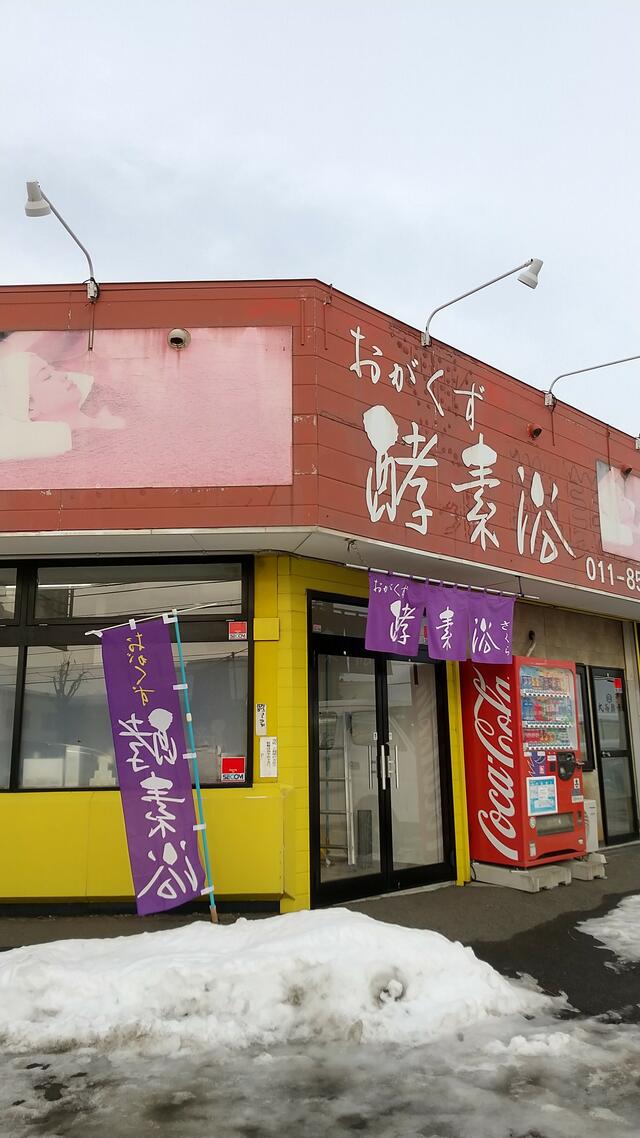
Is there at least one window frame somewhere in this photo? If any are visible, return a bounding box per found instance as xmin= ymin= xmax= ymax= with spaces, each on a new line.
xmin=575 ymin=663 xmax=596 ymax=773
xmin=0 ymin=556 xmax=254 ymax=792
xmin=0 ymin=566 xmax=19 ymax=628
xmin=30 ymin=560 xmax=245 ymax=625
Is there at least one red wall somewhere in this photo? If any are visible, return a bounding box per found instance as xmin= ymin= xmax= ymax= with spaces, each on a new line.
xmin=0 ymin=278 xmax=637 ymax=603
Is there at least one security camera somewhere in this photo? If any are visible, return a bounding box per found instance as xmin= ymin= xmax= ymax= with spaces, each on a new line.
xmin=622 ymin=466 xmax=633 ymax=479
xmin=528 ymin=424 xmax=543 ymax=440
xmin=167 ymin=328 xmax=191 ymax=350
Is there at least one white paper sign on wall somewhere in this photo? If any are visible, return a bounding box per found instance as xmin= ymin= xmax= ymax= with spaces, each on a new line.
xmin=255 ymin=702 xmax=267 ymax=736
xmin=260 ymin=736 xmax=278 ymax=778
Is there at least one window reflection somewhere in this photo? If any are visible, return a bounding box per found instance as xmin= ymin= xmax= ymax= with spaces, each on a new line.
xmin=20 ymin=645 xmax=115 ymax=789
xmin=0 ymin=570 xmax=16 ymax=621
xmin=0 ymin=647 xmax=18 ymax=788
xmin=36 ymin=563 xmax=242 ymax=620
xmin=18 ymin=642 xmax=248 ymax=789
xmin=178 ymin=644 xmax=248 ymax=785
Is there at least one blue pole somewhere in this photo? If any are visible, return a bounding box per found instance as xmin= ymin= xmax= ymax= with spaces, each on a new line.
xmin=172 ymin=609 xmax=218 ymax=923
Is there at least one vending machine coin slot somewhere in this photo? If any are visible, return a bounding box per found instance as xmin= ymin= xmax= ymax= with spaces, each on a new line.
xmin=556 ymin=750 xmax=577 ymax=781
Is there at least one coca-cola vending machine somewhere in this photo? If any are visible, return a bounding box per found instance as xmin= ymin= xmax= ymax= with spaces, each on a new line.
xmin=461 ymin=658 xmax=586 ymax=868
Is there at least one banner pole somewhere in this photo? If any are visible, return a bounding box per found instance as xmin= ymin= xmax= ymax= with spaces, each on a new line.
xmin=172 ymin=608 xmax=218 ymax=924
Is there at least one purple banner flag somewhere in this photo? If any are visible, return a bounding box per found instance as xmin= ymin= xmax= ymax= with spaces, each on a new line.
xmin=468 ymin=592 xmax=515 ymax=664
xmin=424 ymin=584 xmax=469 ymax=661
xmin=365 ymin=572 xmax=425 ymax=656
xmin=101 ymin=618 xmax=206 ymax=916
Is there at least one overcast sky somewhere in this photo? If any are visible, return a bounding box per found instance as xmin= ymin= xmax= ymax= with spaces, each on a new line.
xmin=1 ymin=1 xmax=638 ymax=432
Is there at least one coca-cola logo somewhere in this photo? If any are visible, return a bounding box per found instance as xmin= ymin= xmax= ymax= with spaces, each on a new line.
xmin=472 ymin=668 xmax=518 ymax=861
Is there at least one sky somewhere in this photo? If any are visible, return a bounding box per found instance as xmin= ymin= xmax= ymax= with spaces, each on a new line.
xmin=1 ymin=0 xmax=638 ymax=432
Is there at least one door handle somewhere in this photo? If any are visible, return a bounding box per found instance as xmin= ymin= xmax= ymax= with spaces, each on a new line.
xmin=386 ymin=745 xmax=399 ymax=789
xmin=379 ymin=744 xmax=387 ymax=790
xmin=367 ymin=744 xmax=374 ymax=790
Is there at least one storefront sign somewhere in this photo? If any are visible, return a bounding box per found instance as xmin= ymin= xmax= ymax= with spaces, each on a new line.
xmin=468 ymin=593 xmax=514 ymax=663
xmin=365 ymin=572 xmax=424 ymax=655
xmin=365 ymin=572 xmax=514 ymax=663
xmin=338 ymin=309 xmax=639 ymax=606
xmin=527 ymin=776 xmax=558 ymax=816
xmin=0 ymin=327 xmax=292 ymax=490
xmin=259 ymin=736 xmax=278 ymax=778
xmin=221 ymin=755 xmax=246 ymax=783
xmin=101 ymin=618 xmax=205 ymax=916
xmin=423 ymin=583 xmax=468 ymax=660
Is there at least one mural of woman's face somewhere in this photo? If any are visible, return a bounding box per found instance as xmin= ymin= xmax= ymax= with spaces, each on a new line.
xmin=28 ymin=359 xmax=83 ymax=420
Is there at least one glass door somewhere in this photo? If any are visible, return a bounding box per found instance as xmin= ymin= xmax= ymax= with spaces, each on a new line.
xmin=385 ymin=661 xmax=445 ymax=874
xmin=315 ymin=651 xmax=385 ymax=897
xmin=311 ymin=632 xmax=454 ymax=905
xmin=590 ymin=668 xmax=639 ymax=843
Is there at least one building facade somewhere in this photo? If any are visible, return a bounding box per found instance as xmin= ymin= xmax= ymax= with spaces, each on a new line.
xmin=0 ymin=279 xmax=637 ymax=912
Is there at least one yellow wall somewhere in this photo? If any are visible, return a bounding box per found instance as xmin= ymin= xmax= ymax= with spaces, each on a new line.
xmin=0 ymin=555 xmax=469 ymax=907
xmin=446 ymin=662 xmax=471 ymax=885
xmin=253 ymin=555 xmax=470 ymax=905
xmin=253 ymin=554 xmax=370 ymax=911
xmin=0 ymin=786 xmax=286 ymax=901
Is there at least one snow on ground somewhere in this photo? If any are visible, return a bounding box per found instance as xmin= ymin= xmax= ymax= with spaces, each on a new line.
xmin=3 ymin=1016 xmax=640 ymax=1137
xmin=0 ymin=909 xmax=550 ymax=1055
xmin=2 ymin=909 xmax=640 ymax=1136
xmin=579 ymin=894 xmax=640 ymax=963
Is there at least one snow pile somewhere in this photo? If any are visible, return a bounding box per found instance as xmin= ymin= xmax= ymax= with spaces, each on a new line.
xmin=579 ymin=894 xmax=640 ymax=962
xmin=0 ymin=909 xmax=548 ymax=1054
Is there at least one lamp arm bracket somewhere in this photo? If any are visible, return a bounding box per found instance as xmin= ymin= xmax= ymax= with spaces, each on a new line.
xmin=422 ymin=260 xmax=532 ymax=346
xmin=41 ymin=191 xmax=96 ymax=286
xmin=546 ymin=354 xmax=640 ymax=403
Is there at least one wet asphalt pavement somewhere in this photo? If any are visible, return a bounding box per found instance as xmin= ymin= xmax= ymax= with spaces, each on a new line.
xmin=347 ymin=844 xmax=640 ymax=1020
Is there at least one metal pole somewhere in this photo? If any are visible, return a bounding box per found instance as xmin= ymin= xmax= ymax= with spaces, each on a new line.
xmin=422 ymin=260 xmax=533 ymax=346
xmin=545 ymin=354 xmax=640 ymax=406
xmin=172 ymin=608 xmax=218 ymax=923
xmin=40 ymin=190 xmax=96 ymax=283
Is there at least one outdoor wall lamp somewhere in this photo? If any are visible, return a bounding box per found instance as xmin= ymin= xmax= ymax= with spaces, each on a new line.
xmin=544 ymin=354 xmax=640 ymax=411
xmin=421 ymin=258 xmax=543 ymax=347
xmin=25 ymin=180 xmax=99 ymax=302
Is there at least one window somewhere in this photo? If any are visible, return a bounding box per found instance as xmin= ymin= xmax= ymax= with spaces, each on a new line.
xmin=0 ymin=569 xmax=17 ymax=622
xmin=311 ymin=597 xmax=367 ymax=639
xmin=0 ymin=559 xmax=252 ymax=791
xmin=35 ymin=563 xmax=242 ymax=621
xmin=180 ymin=643 xmax=249 ymax=785
xmin=20 ymin=644 xmax=114 ymax=789
xmin=0 ymin=647 xmax=18 ymax=788
xmin=592 ymin=672 xmax=629 ymax=752
xmin=575 ymin=664 xmax=595 ymax=772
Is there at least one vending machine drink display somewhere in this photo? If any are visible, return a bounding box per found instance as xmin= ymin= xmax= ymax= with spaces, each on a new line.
xmin=461 ymin=657 xmax=586 ymax=868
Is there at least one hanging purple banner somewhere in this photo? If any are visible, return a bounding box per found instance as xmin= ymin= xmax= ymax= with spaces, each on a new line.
xmin=101 ymin=617 xmax=206 ymax=916
xmin=468 ymin=592 xmax=515 ymax=663
xmin=424 ymin=584 xmax=469 ymax=661
xmin=365 ymin=572 xmax=425 ymax=656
